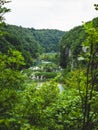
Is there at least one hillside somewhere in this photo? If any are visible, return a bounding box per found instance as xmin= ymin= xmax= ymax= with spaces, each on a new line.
xmin=1 ymin=1 xmax=98 ymax=130
xmin=0 ymin=25 xmax=65 ymax=67
xmin=59 ymin=17 xmax=98 ymax=68
xmin=30 ymin=28 xmax=65 ymax=52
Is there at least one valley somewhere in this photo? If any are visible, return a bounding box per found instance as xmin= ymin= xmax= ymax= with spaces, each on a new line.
xmin=0 ymin=1 xmax=98 ymax=129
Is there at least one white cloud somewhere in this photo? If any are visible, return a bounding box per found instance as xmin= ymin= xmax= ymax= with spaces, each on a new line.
xmin=5 ymin=0 xmax=98 ymax=31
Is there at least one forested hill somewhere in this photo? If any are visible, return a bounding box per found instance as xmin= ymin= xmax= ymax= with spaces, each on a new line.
xmin=30 ymin=28 xmax=65 ymax=52
xmin=0 ymin=24 xmax=65 ymax=67
xmin=59 ymin=17 xmax=98 ymax=68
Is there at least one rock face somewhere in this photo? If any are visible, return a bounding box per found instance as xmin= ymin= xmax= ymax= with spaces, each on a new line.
xmin=59 ymin=17 xmax=98 ymax=69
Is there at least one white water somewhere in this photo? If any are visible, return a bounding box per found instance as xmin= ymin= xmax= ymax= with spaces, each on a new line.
xmin=58 ymin=84 xmax=64 ymax=93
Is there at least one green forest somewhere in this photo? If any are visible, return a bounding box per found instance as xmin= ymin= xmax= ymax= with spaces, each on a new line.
xmin=0 ymin=24 xmax=64 ymax=67
xmin=0 ymin=1 xmax=98 ymax=130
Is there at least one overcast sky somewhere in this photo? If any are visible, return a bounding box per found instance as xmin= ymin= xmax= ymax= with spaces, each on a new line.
xmin=5 ymin=0 xmax=98 ymax=31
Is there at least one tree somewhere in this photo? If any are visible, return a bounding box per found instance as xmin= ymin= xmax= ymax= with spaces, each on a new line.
xmin=59 ymin=19 xmax=98 ymax=130
xmin=81 ymin=21 xmax=98 ymax=130
xmin=0 ymin=50 xmax=26 ymax=129
xmin=0 ymin=0 xmax=10 ymax=22
xmin=0 ymin=0 xmax=11 ymax=37
xmin=94 ymin=4 xmax=98 ymax=10
xmin=0 ymin=50 xmax=25 ymax=89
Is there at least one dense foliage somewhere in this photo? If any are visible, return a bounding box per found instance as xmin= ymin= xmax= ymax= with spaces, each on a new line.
xmin=30 ymin=29 xmax=65 ymax=52
xmin=0 ymin=25 xmax=42 ymax=67
xmin=0 ymin=1 xmax=98 ymax=130
xmin=59 ymin=17 xmax=98 ymax=69
xmin=0 ymin=25 xmax=64 ymax=67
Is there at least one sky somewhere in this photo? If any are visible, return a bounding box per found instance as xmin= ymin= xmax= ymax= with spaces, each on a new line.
xmin=5 ymin=0 xmax=98 ymax=31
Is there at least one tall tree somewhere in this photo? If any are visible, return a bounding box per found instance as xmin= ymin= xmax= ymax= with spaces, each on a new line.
xmin=78 ymin=21 xmax=98 ymax=130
